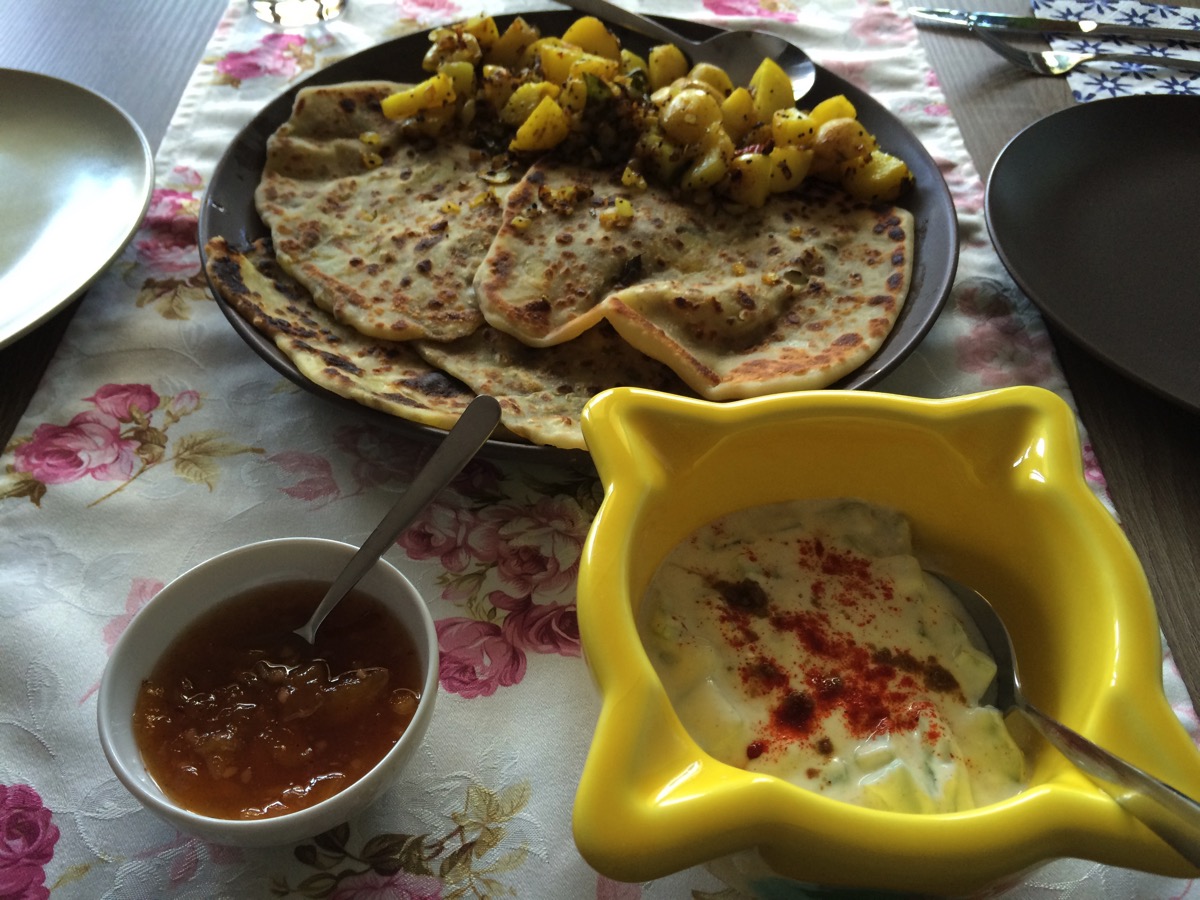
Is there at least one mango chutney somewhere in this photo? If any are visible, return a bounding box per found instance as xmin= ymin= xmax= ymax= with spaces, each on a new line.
xmin=132 ymin=580 xmax=423 ymax=820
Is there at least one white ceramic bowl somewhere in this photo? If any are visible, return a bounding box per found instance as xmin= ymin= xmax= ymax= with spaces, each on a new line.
xmin=97 ymin=537 xmax=438 ymax=847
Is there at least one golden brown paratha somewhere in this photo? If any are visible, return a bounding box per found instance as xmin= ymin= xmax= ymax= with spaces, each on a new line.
xmin=255 ymin=81 xmax=517 ymax=343
xmin=413 ymin=323 xmax=696 ymax=450
xmin=474 ymin=160 xmax=913 ymax=400
xmin=204 ymin=236 xmax=475 ymax=429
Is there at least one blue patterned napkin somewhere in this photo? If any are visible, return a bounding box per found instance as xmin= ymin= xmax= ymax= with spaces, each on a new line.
xmin=1030 ymin=0 xmax=1200 ymax=99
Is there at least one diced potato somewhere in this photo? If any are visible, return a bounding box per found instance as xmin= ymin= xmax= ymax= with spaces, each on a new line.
xmin=620 ymin=48 xmax=648 ymax=76
xmin=462 ymin=15 xmax=500 ymax=51
xmin=500 ymin=81 xmax=561 ymax=126
xmin=811 ymin=116 xmax=878 ymax=179
xmin=768 ymin=145 xmax=813 ymax=193
xmin=841 ymin=151 xmax=913 ymax=201
xmin=510 ymin=96 xmax=571 ymax=151
xmin=688 ymin=62 xmax=734 ymax=97
xmin=648 ymin=43 xmax=689 ymax=91
xmin=423 ymin=27 xmax=482 ymax=72
xmin=748 ymin=57 xmax=794 ymax=120
xmin=559 ymin=76 xmax=589 ymax=116
xmin=438 ymin=60 xmax=476 ymax=98
xmin=381 ymin=72 xmax=455 ymax=120
xmin=660 ymin=88 xmax=722 ymax=145
xmin=721 ymin=87 xmax=758 ymax=144
xmin=534 ymin=38 xmax=582 ymax=84
xmin=809 ymin=94 xmax=857 ymax=125
xmin=635 ymin=124 xmax=689 ymax=181
xmin=480 ymin=65 xmax=518 ymax=111
xmin=680 ymin=132 xmax=733 ymax=191
xmin=771 ymin=107 xmax=817 ymax=148
xmin=569 ymin=52 xmax=621 ymax=82
xmin=562 ymin=15 xmax=621 ymax=59
xmin=486 ymin=16 xmax=541 ymax=68
xmin=724 ymin=151 xmax=773 ymax=208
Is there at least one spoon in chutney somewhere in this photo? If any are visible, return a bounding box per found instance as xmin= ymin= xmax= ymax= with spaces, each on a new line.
xmin=933 ymin=571 xmax=1200 ymax=866
xmin=294 ymin=394 xmax=502 ymax=645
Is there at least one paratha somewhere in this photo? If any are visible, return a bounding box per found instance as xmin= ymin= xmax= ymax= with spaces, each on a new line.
xmin=204 ymin=236 xmax=474 ymax=430
xmin=413 ymin=323 xmax=696 ymax=450
xmin=255 ymin=81 xmax=518 ymax=343
xmin=474 ymin=160 xmax=913 ymax=400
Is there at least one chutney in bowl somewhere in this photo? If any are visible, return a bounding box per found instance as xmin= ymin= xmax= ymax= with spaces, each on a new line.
xmin=98 ymin=537 xmax=438 ymax=847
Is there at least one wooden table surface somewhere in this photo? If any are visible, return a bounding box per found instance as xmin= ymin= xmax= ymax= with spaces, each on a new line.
xmin=5 ymin=0 xmax=1198 ymax=707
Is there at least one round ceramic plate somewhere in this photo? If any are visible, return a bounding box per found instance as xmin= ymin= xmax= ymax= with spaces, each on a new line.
xmin=0 ymin=69 xmax=154 ymax=348
xmin=199 ymin=12 xmax=958 ymax=460
xmin=986 ymin=94 xmax=1200 ymax=414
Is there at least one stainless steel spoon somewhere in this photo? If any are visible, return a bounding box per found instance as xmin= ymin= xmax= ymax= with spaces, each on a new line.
xmin=294 ymin=395 xmax=502 ymax=644
xmin=935 ymin=572 xmax=1200 ymax=867
xmin=554 ymin=0 xmax=818 ymax=100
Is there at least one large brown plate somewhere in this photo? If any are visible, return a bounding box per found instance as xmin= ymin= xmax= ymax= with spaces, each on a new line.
xmin=199 ymin=10 xmax=958 ymax=462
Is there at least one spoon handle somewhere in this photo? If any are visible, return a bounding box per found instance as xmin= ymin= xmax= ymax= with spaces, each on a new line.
xmin=1023 ymin=701 xmax=1200 ymax=866
xmin=296 ymin=395 xmax=502 ymax=644
xmin=553 ymin=0 xmax=698 ymax=50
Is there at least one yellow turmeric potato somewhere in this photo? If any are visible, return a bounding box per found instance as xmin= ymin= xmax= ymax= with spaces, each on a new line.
xmin=559 ymin=76 xmax=589 ymax=116
xmin=620 ymin=48 xmax=648 ymax=76
xmin=569 ymin=53 xmax=621 ymax=82
xmin=771 ymin=107 xmax=817 ymax=148
xmin=500 ymin=81 xmax=561 ymax=126
xmin=680 ymin=131 xmax=734 ymax=192
xmin=438 ymin=60 xmax=476 ymax=98
xmin=809 ymin=94 xmax=857 ymax=125
xmin=423 ymin=28 xmax=482 ymax=72
xmin=724 ymin=151 xmax=773 ymax=207
xmin=660 ymin=88 xmax=722 ymax=145
xmin=841 ymin=151 xmax=913 ymax=201
xmin=534 ymin=38 xmax=582 ymax=84
xmin=562 ymin=16 xmax=621 ymax=59
xmin=748 ymin=57 xmax=794 ymax=120
xmin=768 ymin=145 xmax=814 ymax=193
xmin=381 ymin=72 xmax=455 ymax=120
xmin=480 ymin=64 xmax=518 ymax=109
xmin=688 ymin=62 xmax=734 ymax=97
xmin=485 ymin=16 xmax=541 ymax=68
xmin=510 ymin=96 xmax=571 ymax=151
xmin=720 ymin=87 xmax=758 ymax=144
xmin=462 ymin=16 xmax=500 ymax=51
xmin=811 ymin=117 xmax=878 ymax=179
xmin=648 ymin=43 xmax=689 ymax=91
xmin=635 ymin=124 xmax=689 ymax=182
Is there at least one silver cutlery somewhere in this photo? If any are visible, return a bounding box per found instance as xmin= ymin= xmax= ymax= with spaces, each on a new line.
xmin=970 ymin=20 xmax=1200 ymax=76
xmin=910 ymin=6 xmax=1200 ymax=44
xmin=554 ymin=0 xmax=818 ymax=99
xmin=937 ymin=572 xmax=1200 ymax=867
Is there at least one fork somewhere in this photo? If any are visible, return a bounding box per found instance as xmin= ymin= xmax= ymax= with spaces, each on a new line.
xmin=969 ymin=18 xmax=1200 ymax=75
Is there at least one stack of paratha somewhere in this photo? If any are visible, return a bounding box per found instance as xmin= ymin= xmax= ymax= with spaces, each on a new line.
xmin=204 ymin=80 xmax=914 ymax=450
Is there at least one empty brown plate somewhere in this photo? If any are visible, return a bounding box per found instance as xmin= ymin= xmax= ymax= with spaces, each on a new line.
xmin=986 ymin=94 xmax=1200 ymax=414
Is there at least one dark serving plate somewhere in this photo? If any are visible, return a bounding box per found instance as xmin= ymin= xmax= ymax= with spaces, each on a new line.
xmin=987 ymin=94 xmax=1200 ymax=416
xmin=199 ymin=10 xmax=959 ymax=462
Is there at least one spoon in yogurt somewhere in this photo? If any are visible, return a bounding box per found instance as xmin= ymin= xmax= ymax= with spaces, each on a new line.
xmin=293 ymin=394 xmax=502 ymax=645
xmin=935 ymin=572 xmax=1200 ymax=866
xmin=554 ymin=0 xmax=818 ymax=101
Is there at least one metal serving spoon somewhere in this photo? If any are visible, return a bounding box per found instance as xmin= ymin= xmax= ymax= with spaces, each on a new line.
xmin=935 ymin=572 xmax=1200 ymax=867
xmin=294 ymin=394 xmax=502 ymax=644
xmin=554 ymin=0 xmax=818 ymax=100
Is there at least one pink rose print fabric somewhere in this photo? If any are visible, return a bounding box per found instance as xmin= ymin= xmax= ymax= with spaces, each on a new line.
xmin=215 ymin=32 xmax=313 ymax=86
xmin=0 ymin=785 xmax=59 ymax=900
xmin=3 ymin=382 xmax=259 ymax=507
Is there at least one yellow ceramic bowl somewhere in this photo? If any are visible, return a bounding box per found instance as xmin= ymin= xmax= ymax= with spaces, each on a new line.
xmin=573 ymin=385 xmax=1200 ymax=897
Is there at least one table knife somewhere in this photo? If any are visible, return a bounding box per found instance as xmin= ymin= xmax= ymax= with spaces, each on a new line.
xmin=909 ymin=7 xmax=1200 ymax=43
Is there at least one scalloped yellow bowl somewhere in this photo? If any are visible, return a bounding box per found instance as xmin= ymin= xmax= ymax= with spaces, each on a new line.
xmin=573 ymin=385 xmax=1200 ymax=897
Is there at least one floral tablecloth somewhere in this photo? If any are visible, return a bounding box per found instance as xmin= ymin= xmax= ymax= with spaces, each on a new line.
xmin=2 ymin=0 xmax=1198 ymax=897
